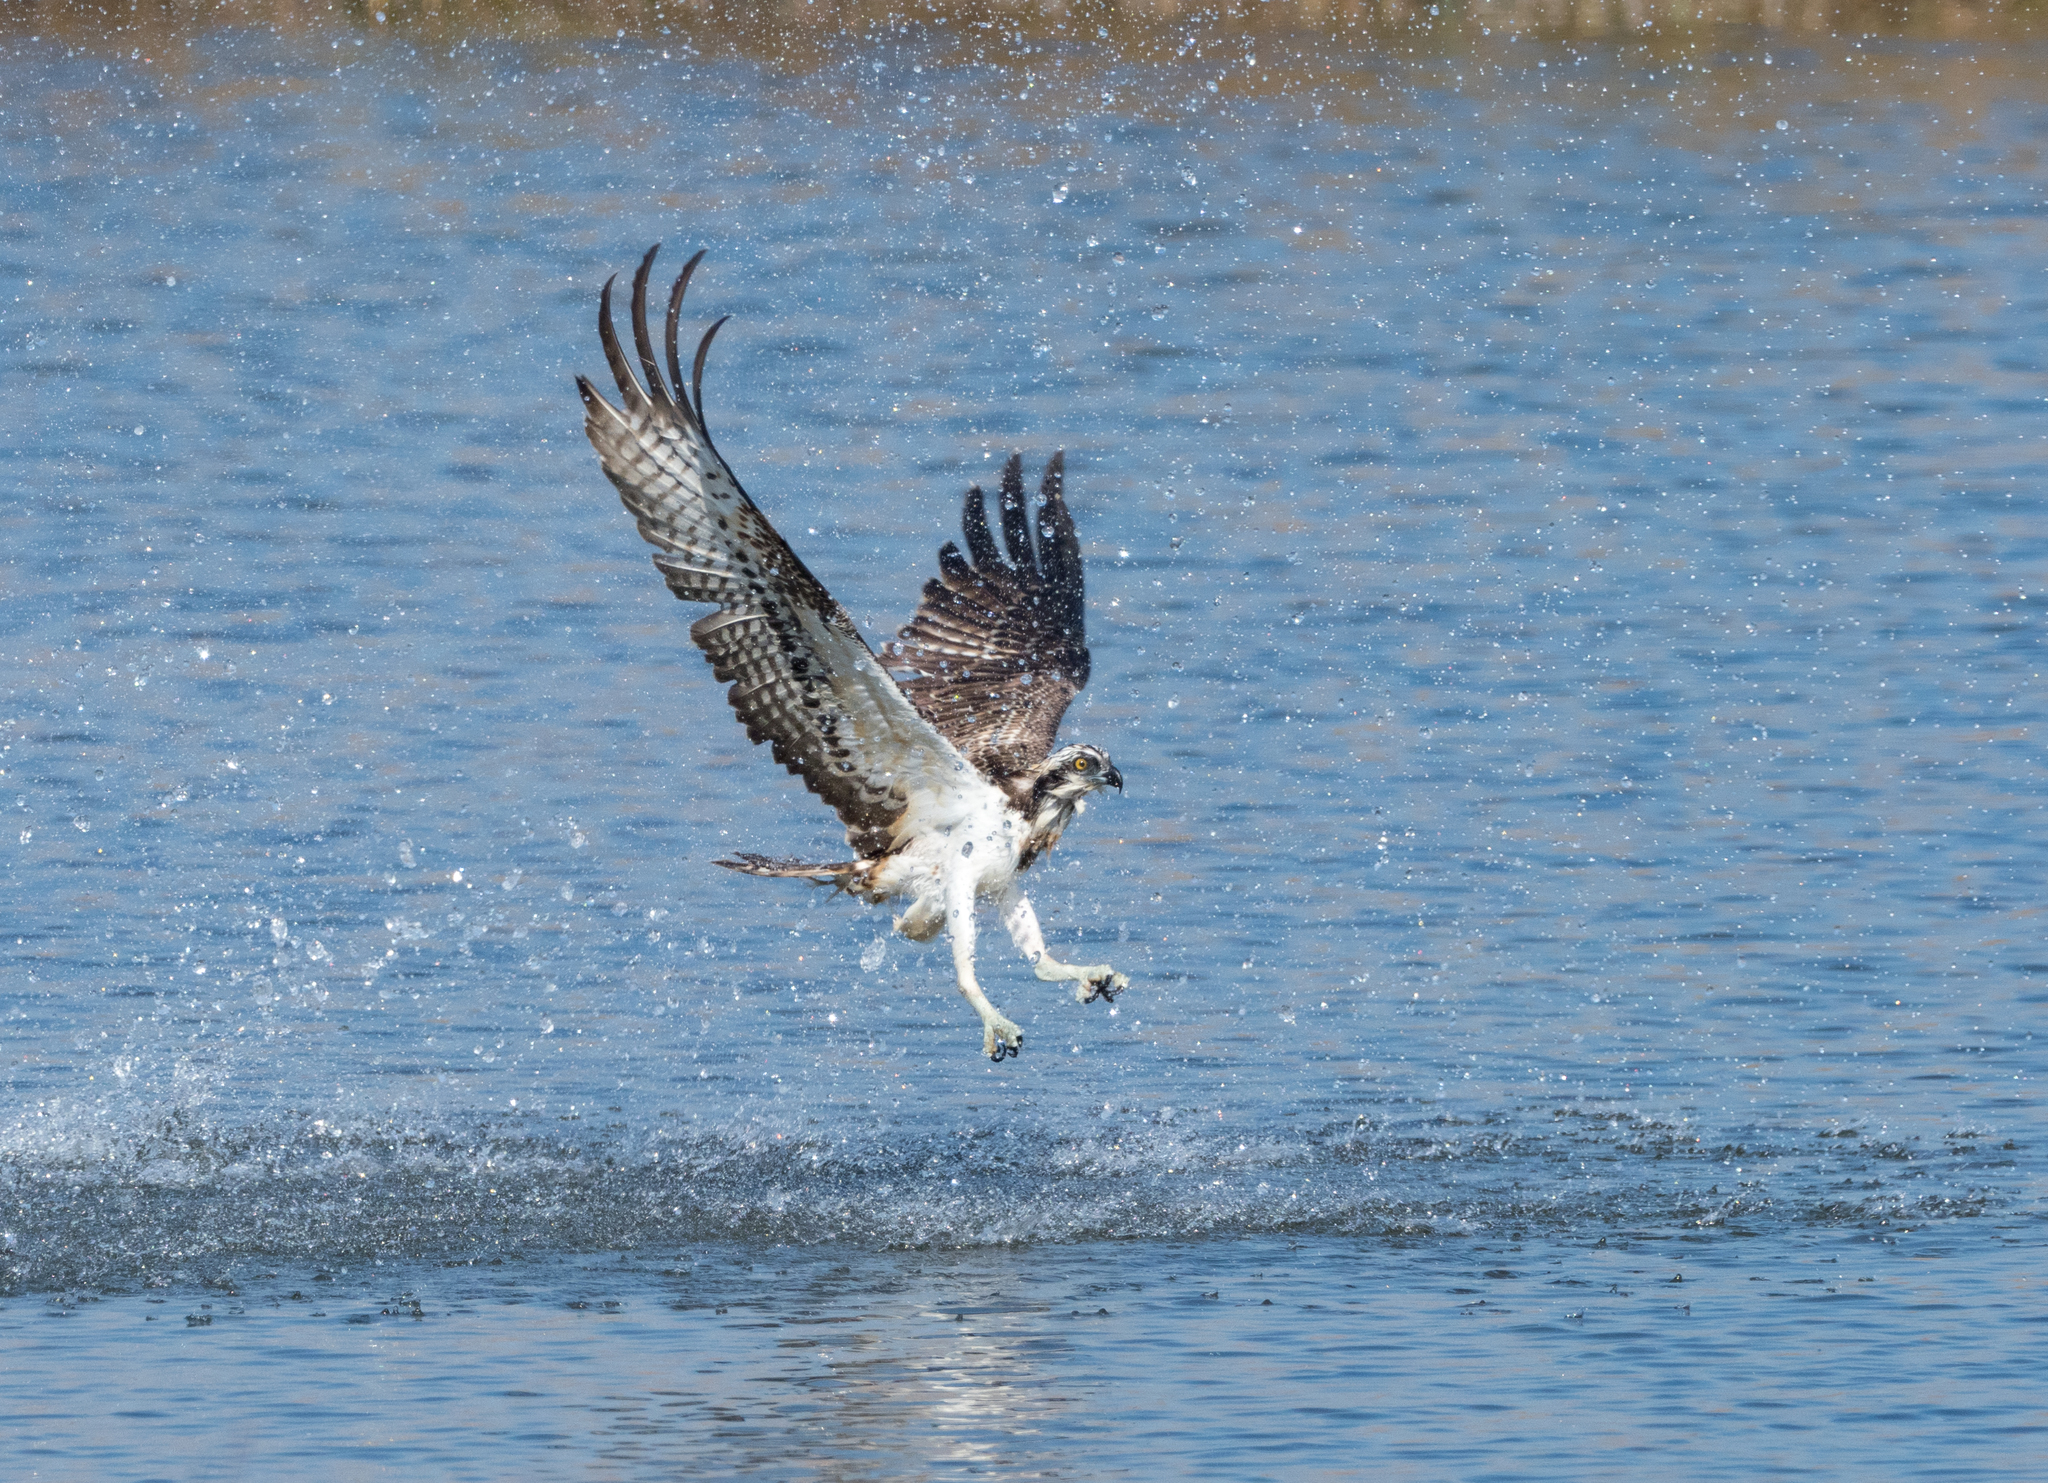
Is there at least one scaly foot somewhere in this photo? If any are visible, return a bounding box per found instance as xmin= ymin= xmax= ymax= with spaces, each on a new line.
xmin=983 ymin=1016 xmax=1024 ymax=1062
xmin=1073 ymin=968 xmax=1129 ymax=1005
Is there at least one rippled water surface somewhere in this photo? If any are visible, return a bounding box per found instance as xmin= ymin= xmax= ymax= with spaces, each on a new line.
xmin=4 ymin=21 xmax=2046 ymax=1477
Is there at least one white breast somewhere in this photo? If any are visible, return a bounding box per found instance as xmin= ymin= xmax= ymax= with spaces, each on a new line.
xmin=872 ymin=775 xmax=1023 ymax=905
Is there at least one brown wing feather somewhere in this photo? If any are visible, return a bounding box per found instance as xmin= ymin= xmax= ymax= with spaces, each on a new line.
xmin=887 ymin=452 xmax=1092 ymax=785
xmin=577 ymin=245 xmax=976 ymax=859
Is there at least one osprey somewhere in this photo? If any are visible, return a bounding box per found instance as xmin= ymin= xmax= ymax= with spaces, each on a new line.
xmin=576 ymin=246 xmax=1128 ymax=1061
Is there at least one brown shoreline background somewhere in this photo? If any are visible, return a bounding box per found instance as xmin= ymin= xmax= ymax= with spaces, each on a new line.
xmin=2 ymin=0 xmax=2041 ymax=58
xmin=4 ymin=1 xmax=2032 ymax=168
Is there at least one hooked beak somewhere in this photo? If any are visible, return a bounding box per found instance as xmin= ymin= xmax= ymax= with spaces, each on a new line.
xmin=1105 ymin=765 xmax=1124 ymax=793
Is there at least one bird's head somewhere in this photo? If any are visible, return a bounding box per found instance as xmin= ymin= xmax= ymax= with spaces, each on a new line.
xmin=1037 ymin=743 xmax=1124 ymax=803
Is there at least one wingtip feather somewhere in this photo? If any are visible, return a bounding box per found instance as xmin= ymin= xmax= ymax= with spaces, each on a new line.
xmin=595 ymin=272 xmax=649 ymax=412
xmin=997 ymin=453 xmax=1034 ymax=570
xmin=1042 ymin=449 xmax=1066 ymax=503
xmin=630 ymin=244 xmax=673 ymax=409
xmin=693 ymin=314 xmax=732 ymax=444
xmin=666 ymin=249 xmax=710 ymax=414
xmin=960 ymin=484 xmax=1002 ymax=570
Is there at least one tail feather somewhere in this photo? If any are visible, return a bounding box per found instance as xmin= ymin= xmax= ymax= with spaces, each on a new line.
xmin=715 ymin=852 xmax=866 ymax=885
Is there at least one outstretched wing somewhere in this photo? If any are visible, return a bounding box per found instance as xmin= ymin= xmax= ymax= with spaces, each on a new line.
xmin=887 ymin=452 xmax=1092 ymax=786
xmin=576 ymin=245 xmax=978 ymax=858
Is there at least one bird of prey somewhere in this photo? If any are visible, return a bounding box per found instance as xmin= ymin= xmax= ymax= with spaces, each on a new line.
xmin=575 ymin=246 xmax=1128 ymax=1061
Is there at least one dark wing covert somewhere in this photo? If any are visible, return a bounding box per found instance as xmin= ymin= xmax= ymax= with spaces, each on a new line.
xmin=887 ymin=452 xmax=1092 ymax=785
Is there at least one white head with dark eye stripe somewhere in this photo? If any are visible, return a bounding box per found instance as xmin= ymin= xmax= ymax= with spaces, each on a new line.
xmin=1035 ymin=743 xmax=1124 ymax=803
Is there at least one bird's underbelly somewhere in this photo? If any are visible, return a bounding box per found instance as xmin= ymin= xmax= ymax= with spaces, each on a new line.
xmin=870 ymin=816 xmax=1025 ymax=931
xmin=873 ymin=840 xmax=1023 ymax=901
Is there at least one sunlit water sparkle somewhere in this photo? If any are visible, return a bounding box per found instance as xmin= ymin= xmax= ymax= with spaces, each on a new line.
xmin=3 ymin=24 xmax=2045 ymax=1478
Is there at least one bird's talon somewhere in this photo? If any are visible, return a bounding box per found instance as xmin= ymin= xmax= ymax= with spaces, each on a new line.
xmin=1080 ymin=970 xmax=1128 ymax=1005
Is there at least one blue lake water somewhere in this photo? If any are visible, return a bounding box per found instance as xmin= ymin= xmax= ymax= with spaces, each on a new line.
xmin=4 ymin=19 xmax=2046 ymax=1477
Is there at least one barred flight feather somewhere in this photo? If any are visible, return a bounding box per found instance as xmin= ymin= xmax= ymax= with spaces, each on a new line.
xmin=576 ymin=244 xmax=974 ymax=860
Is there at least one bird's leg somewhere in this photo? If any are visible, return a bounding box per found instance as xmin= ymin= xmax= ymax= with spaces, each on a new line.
xmin=949 ymin=872 xmax=1022 ymax=1061
xmin=1000 ymin=890 xmax=1130 ymax=1006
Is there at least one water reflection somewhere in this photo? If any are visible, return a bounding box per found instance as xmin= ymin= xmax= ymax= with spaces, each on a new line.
xmin=12 ymin=1236 xmax=2043 ymax=1477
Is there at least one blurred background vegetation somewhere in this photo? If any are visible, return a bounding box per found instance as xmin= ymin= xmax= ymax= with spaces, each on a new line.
xmin=3 ymin=0 xmax=2039 ymax=57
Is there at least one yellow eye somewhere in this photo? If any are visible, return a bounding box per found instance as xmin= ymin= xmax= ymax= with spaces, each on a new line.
xmin=1073 ymin=757 xmax=1090 ymax=771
